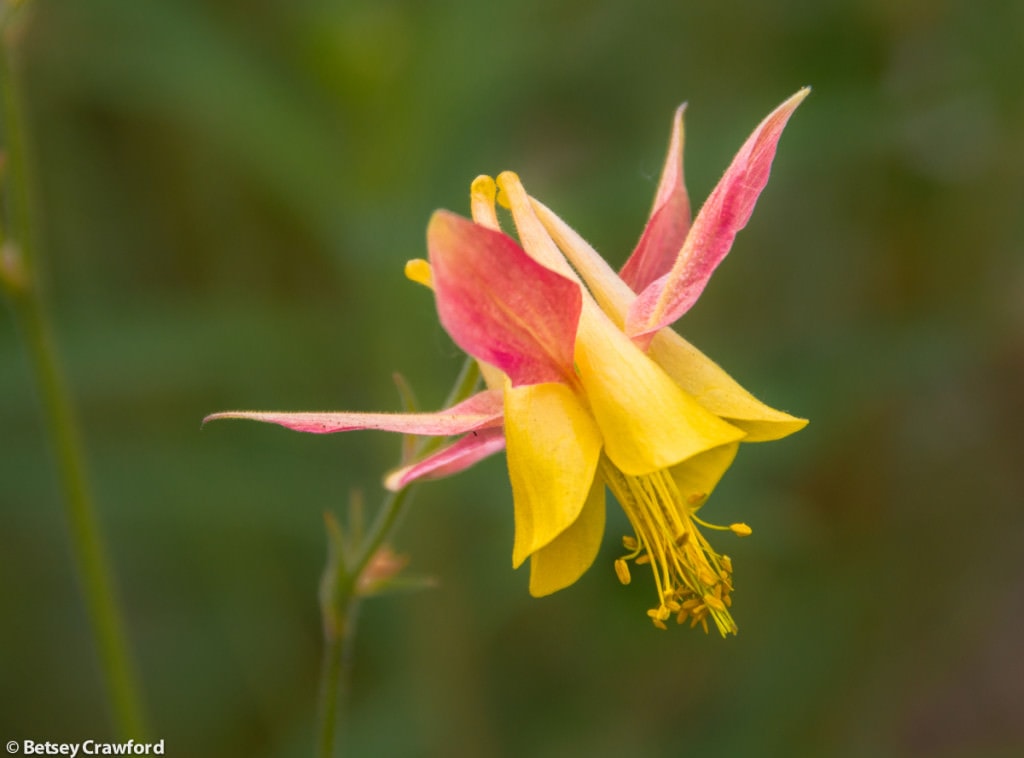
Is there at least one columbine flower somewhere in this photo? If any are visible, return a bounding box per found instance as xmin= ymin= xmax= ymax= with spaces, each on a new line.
xmin=206 ymin=89 xmax=809 ymax=634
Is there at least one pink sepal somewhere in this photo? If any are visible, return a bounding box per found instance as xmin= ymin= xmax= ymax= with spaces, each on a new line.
xmin=203 ymin=389 xmax=504 ymax=435
xmin=384 ymin=427 xmax=507 ymax=491
xmin=620 ymin=104 xmax=691 ymax=292
xmin=428 ymin=210 xmax=581 ymax=387
xmin=626 ymin=89 xmax=809 ymax=344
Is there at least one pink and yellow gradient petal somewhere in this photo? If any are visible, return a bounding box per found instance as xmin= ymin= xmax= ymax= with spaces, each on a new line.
xmin=627 ymin=88 xmax=810 ymax=345
xmin=619 ymin=103 xmax=692 ymax=293
xmin=427 ymin=210 xmax=580 ymax=388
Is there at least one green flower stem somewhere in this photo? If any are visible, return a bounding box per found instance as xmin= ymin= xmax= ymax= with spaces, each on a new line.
xmin=316 ymin=358 xmax=481 ymax=757
xmin=1 ymin=24 xmax=147 ymax=739
xmin=315 ymin=563 xmax=360 ymax=758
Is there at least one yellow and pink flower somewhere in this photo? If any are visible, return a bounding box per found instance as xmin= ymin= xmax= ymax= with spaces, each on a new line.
xmin=207 ymin=89 xmax=809 ymax=634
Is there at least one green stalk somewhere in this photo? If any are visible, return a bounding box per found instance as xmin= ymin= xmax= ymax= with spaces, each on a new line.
xmin=315 ymin=358 xmax=481 ymax=757
xmin=1 ymin=17 xmax=147 ymax=739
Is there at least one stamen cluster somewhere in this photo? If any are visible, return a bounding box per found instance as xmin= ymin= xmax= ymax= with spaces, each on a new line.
xmin=601 ymin=459 xmax=747 ymax=635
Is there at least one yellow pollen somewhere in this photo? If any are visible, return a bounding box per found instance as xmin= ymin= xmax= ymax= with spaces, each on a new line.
xmin=600 ymin=456 xmax=740 ymax=636
xmin=404 ymin=259 xmax=433 ymax=289
xmin=730 ymin=522 xmax=752 ymax=536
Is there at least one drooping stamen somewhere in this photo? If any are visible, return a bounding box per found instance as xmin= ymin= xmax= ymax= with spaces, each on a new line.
xmin=600 ymin=456 xmax=741 ymax=636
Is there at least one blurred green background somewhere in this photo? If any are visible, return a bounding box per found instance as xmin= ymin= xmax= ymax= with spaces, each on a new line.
xmin=2 ymin=0 xmax=1022 ymax=755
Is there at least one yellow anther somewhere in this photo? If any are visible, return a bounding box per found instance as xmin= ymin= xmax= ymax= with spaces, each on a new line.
xmin=686 ymin=492 xmax=707 ymax=506
xmin=729 ymin=522 xmax=752 ymax=537
xmin=699 ymin=570 xmax=718 ymax=586
xmin=621 ymin=535 xmax=639 ymax=551
xmin=404 ymin=259 xmax=433 ymax=289
xmin=614 ymin=558 xmax=632 ymax=585
xmin=703 ymin=593 xmax=727 ymax=612
xmin=635 ymin=553 xmax=651 ymax=565
xmin=646 ymin=607 xmax=670 ymax=626
xmin=720 ymin=555 xmax=733 ymax=573
xmin=675 ymin=531 xmax=690 ymax=546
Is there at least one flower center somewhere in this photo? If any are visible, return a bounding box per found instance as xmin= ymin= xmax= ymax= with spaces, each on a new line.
xmin=599 ymin=457 xmax=741 ymax=635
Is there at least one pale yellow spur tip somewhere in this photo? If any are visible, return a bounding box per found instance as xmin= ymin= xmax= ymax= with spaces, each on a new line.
xmin=404 ymin=258 xmax=433 ymax=289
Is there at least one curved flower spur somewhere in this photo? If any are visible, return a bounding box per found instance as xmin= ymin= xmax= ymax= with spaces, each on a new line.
xmin=206 ymin=89 xmax=809 ymax=634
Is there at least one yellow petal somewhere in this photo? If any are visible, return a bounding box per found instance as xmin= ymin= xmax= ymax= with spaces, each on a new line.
xmin=528 ymin=475 xmax=606 ymax=596
xmin=505 ymin=382 xmax=603 ymax=567
xmin=649 ymin=329 xmax=808 ymax=441
xmin=574 ymin=312 xmax=745 ymax=477
xmin=668 ymin=441 xmax=739 ymax=509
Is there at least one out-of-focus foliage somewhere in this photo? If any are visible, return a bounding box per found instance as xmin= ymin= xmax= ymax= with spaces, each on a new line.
xmin=2 ymin=0 xmax=1022 ymax=755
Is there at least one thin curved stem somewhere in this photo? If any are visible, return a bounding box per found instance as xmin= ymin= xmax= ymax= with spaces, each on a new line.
xmin=1 ymin=16 xmax=147 ymax=739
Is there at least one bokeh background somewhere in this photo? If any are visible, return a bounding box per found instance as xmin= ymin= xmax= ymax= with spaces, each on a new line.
xmin=3 ymin=0 xmax=1022 ymax=755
